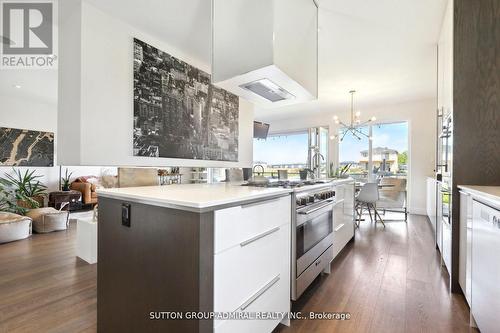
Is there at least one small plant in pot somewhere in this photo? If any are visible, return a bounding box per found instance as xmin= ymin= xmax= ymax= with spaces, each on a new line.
xmin=0 ymin=168 xmax=47 ymax=209
xmin=0 ymin=181 xmax=27 ymax=215
xmin=333 ymin=163 xmax=351 ymax=179
xmin=61 ymin=169 xmax=73 ymax=191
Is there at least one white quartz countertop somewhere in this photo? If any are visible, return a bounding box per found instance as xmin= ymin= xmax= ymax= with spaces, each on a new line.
xmin=97 ymin=183 xmax=293 ymax=211
xmin=458 ymin=185 xmax=500 ymax=204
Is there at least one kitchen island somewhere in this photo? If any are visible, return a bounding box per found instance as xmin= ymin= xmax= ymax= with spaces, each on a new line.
xmin=96 ymin=180 xmax=355 ymax=333
xmin=97 ymin=183 xmax=293 ymax=333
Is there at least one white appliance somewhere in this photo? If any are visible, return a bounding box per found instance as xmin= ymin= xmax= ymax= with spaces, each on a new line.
xmin=211 ymin=0 xmax=318 ymax=107
xmin=471 ymin=199 xmax=500 ymax=333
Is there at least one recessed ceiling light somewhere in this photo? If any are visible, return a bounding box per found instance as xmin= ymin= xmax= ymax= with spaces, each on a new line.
xmin=13 ymin=84 xmax=21 ymax=89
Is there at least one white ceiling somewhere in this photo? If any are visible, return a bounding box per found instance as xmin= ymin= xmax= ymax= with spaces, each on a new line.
xmin=0 ymin=0 xmax=446 ymax=120
xmin=0 ymin=70 xmax=57 ymax=105
xmin=256 ymin=0 xmax=447 ymax=121
xmin=85 ymin=0 xmax=447 ymax=122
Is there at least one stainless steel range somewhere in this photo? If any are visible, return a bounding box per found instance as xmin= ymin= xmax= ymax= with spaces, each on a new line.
xmin=241 ymin=179 xmax=340 ymax=300
xmin=291 ymin=184 xmax=337 ymax=300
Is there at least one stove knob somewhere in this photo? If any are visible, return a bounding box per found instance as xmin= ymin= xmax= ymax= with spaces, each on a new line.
xmin=308 ymin=195 xmax=315 ymax=203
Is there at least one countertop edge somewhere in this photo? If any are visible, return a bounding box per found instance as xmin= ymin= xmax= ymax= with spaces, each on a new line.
xmin=96 ymin=188 xmax=293 ymax=212
xmin=458 ymin=185 xmax=500 ymax=206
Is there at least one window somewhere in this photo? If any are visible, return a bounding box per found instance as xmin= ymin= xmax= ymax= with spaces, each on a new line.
xmin=253 ymin=131 xmax=309 ymax=179
xmin=338 ymin=125 xmax=369 ymax=180
xmin=371 ymin=122 xmax=408 ymax=178
xmin=339 ymin=122 xmax=408 ymax=184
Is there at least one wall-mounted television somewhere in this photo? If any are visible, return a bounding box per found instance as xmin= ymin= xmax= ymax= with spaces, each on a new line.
xmin=253 ymin=121 xmax=270 ymax=139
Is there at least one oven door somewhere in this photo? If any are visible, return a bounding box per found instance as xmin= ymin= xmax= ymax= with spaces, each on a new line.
xmin=296 ymin=200 xmax=334 ymax=274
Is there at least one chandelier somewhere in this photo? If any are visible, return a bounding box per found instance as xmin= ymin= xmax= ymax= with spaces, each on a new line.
xmin=333 ymin=90 xmax=376 ymax=141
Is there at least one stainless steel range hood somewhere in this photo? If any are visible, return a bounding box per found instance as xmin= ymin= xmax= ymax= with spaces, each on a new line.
xmin=240 ymin=78 xmax=295 ymax=102
xmin=211 ymin=0 xmax=318 ymax=108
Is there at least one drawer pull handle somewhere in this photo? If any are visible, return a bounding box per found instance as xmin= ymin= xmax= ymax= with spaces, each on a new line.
xmin=240 ymin=227 xmax=280 ymax=247
xmin=298 ymin=201 xmax=334 ymax=215
xmin=334 ymin=223 xmax=345 ymax=232
xmin=240 ymin=275 xmax=280 ymax=311
xmin=241 ymin=197 xmax=281 ymax=209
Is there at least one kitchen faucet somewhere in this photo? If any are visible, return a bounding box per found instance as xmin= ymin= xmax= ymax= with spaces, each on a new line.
xmin=311 ymin=148 xmax=325 ymax=179
xmin=252 ymin=164 xmax=265 ymax=176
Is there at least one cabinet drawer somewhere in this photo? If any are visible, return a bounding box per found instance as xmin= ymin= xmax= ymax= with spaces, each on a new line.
xmin=332 ymin=219 xmax=353 ymax=259
xmin=214 ymin=195 xmax=291 ymax=253
xmin=214 ymin=225 xmax=289 ymax=314
xmin=214 ymin=273 xmax=289 ymax=333
xmin=296 ymin=245 xmax=333 ymax=297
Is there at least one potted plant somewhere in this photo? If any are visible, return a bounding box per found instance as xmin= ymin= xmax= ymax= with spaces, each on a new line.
xmin=61 ymin=168 xmax=73 ymax=191
xmin=0 ymin=181 xmax=27 ymax=215
xmin=0 ymin=168 xmax=47 ymax=209
xmin=333 ymin=163 xmax=351 ymax=179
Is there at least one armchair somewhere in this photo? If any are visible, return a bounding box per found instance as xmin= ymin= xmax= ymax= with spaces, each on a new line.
xmin=70 ymin=177 xmax=98 ymax=206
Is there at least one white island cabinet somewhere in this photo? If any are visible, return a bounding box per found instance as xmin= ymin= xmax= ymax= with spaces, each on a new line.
xmin=213 ymin=196 xmax=291 ymax=333
xmin=332 ymin=182 xmax=355 ymax=259
xmin=96 ymin=183 xmax=292 ymax=333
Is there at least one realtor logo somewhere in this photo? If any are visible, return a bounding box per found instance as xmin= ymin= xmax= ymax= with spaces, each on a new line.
xmin=1 ymin=0 xmax=57 ymax=68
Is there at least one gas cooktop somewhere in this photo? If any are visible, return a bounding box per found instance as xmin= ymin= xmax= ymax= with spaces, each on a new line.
xmin=242 ymin=179 xmax=331 ymax=189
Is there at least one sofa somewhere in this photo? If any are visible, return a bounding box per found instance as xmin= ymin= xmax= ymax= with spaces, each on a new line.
xmin=70 ymin=176 xmax=99 ymax=206
xmin=0 ymin=212 xmax=32 ymax=244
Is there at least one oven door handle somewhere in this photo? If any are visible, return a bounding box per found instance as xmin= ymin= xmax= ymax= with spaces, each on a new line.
xmin=298 ymin=201 xmax=334 ymax=215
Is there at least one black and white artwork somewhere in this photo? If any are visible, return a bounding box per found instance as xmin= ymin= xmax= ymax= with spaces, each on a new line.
xmin=0 ymin=127 xmax=54 ymax=166
xmin=133 ymin=38 xmax=239 ymax=161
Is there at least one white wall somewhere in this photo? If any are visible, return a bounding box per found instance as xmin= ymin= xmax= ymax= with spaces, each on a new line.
xmin=58 ymin=1 xmax=254 ymax=168
xmin=0 ymin=94 xmax=60 ymax=190
xmin=0 ymin=92 xmax=114 ymax=192
xmin=263 ymin=99 xmax=436 ymax=215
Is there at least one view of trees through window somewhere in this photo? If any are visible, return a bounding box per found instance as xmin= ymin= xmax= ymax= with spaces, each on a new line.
xmin=339 ymin=122 xmax=408 ymax=182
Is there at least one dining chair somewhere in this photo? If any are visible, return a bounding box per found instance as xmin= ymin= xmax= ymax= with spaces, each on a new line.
xmin=356 ymin=183 xmax=385 ymax=227
xmin=377 ymin=177 xmax=408 ymax=222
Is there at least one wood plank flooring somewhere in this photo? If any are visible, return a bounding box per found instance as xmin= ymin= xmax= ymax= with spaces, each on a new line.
xmin=276 ymin=215 xmax=474 ymax=333
xmin=0 ymin=221 xmax=97 ymax=333
xmin=0 ymin=215 xmax=473 ymax=332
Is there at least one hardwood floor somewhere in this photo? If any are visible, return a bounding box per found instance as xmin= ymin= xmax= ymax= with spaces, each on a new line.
xmin=276 ymin=215 xmax=474 ymax=333
xmin=0 ymin=215 xmax=473 ymax=332
xmin=0 ymin=221 xmax=97 ymax=333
